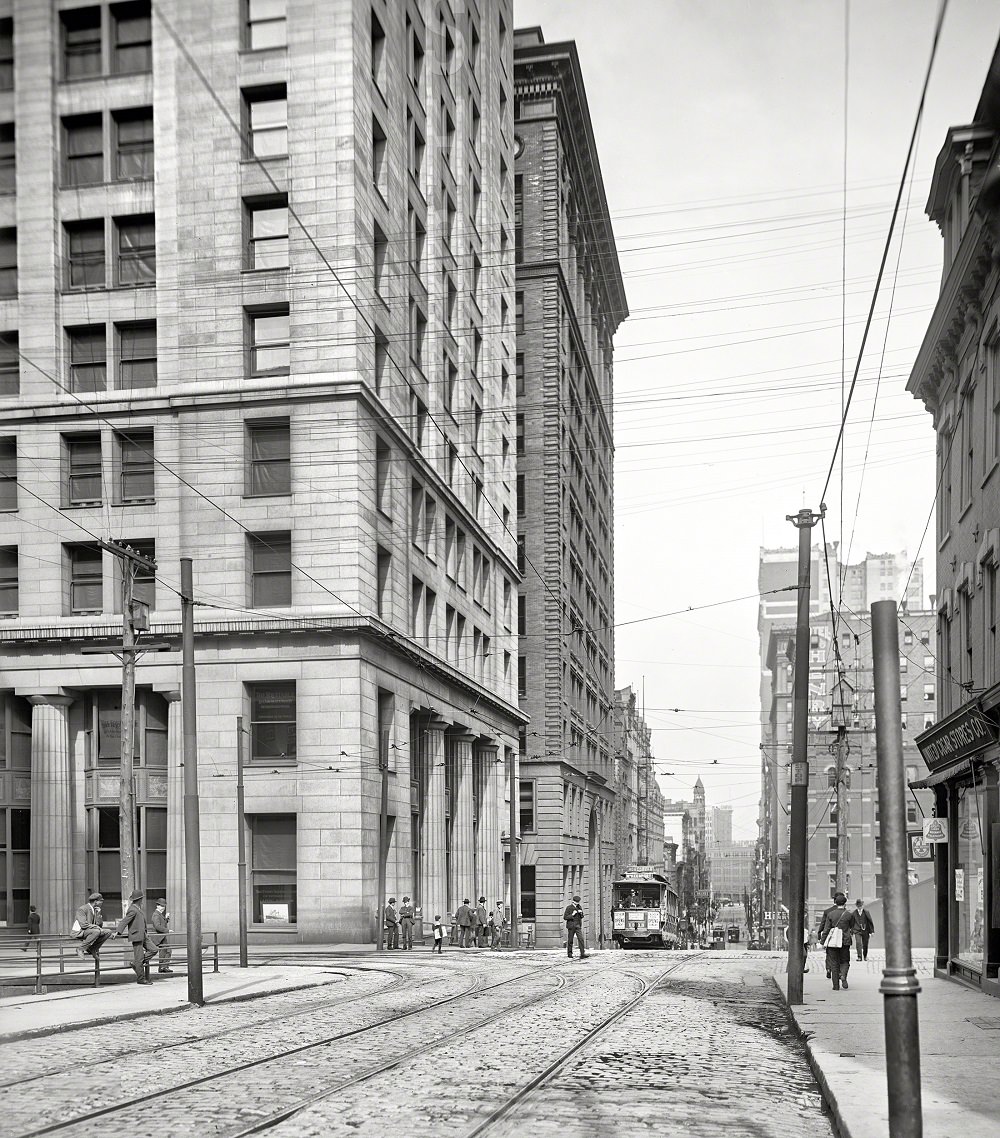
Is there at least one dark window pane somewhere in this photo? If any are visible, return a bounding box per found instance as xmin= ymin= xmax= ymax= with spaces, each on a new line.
xmin=63 ymin=7 xmax=102 ymax=80
xmin=0 ymin=228 xmax=16 ymax=297
xmin=0 ymin=438 xmax=16 ymax=510
xmin=250 ymin=683 xmax=296 ymax=760
xmin=64 ymin=115 xmax=103 ymax=186
xmin=248 ymin=421 xmax=290 ymax=495
xmin=68 ymin=436 xmax=102 ymax=503
xmin=0 ymin=546 xmax=18 ymax=613
xmin=119 ymin=430 xmax=154 ymax=500
xmin=0 ymin=124 xmax=14 ymax=193
xmin=143 ymin=806 xmax=167 ymax=849
xmin=112 ymin=2 xmax=152 ymax=74
xmin=0 ymin=19 xmax=13 ymax=91
xmin=116 ymin=216 xmax=155 ymax=284
xmin=69 ymin=326 xmax=106 ymax=392
xmin=0 ymin=332 xmax=17 ymax=396
xmin=114 ymin=108 xmax=153 ymax=180
xmin=66 ymin=221 xmax=105 ymax=289
xmin=70 ymin=544 xmax=103 ymax=611
xmin=119 ymin=321 xmax=156 ymax=388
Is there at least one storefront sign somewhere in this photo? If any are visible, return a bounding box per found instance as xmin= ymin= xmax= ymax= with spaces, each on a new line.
xmin=916 ymin=706 xmax=996 ymax=770
xmin=955 ymin=869 xmax=965 ymax=902
xmin=908 ymin=831 xmax=936 ymax=861
xmin=922 ymin=817 xmax=949 ymax=844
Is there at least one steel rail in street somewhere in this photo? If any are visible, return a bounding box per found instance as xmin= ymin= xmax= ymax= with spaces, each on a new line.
xmin=14 ymin=960 xmax=568 ymax=1138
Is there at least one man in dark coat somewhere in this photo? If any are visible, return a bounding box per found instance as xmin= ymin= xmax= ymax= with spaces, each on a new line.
xmin=455 ymin=899 xmax=473 ymax=947
xmin=116 ymin=889 xmax=156 ymax=983
xmin=818 ymin=892 xmax=859 ymax=991
xmin=74 ymin=892 xmax=113 ymax=957
xmin=384 ymin=897 xmax=399 ymax=949
xmin=564 ymin=894 xmax=587 ymax=959
xmin=399 ymin=896 xmax=415 ymax=950
xmin=853 ymin=899 xmax=875 ymax=961
xmin=474 ymin=897 xmax=489 ymax=947
xmin=148 ymin=897 xmax=173 ymax=973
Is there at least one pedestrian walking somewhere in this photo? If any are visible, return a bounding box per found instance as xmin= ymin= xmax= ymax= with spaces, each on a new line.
xmin=148 ymin=898 xmax=173 ymax=974
xmin=563 ymin=894 xmax=587 ymax=959
xmin=455 ymin=898 xmax=473 ymax=947
xmin=384 ymin=897 xmax=399 ymax=949
xmin=22 ymin=905 xmax=40 ymax=952
xmin=782 ymin=922 xmax=810 ymax=973
xmin=72 ymin=892 xmax=113 ymax=958
xmin=852 ymin=899 xmax=875 ymax=961
xmin=488 ymin=908 xmax=501 ymax=949
xmin=116 ymin=889 xmax=157 ymax=984
xmin=399 ymin=896 xmax=415 ymax=950
xmin=432 ymin=914 xmax=445 ymax=953
xmin=474 ymin=896 xmax=489 ymax=947
xmin=818 ymin=892 xmax=859 ymax=991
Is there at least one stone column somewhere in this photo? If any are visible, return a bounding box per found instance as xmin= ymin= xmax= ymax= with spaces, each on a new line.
xmin=451 ymin=732 xmax=476 ymax=907
xmin=475 ymin=743 xmax=501 ymax=910
xmin=28 ymin=696 xmax=75 ymax=937
xmin=165 ymin=692 xmax=185 ymax=928
xmin=420 ymin=718 xmax=449 ymax=937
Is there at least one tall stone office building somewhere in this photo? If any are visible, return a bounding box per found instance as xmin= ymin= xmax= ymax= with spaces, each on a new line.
xmin=0 ymin=0 xmax=524 ymax=943
xmin=513 ymin=29 xmax=626 ymax=947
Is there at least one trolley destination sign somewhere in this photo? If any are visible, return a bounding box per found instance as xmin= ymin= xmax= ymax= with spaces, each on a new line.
xmin=915 ymin=705 xmax=997 ymax=771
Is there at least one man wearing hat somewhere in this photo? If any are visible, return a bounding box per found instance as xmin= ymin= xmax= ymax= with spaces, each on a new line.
xmin=74 ymin=892 xmax=113 ymax=957
xmin=116 ymin=889 xmax=157 ymax=983
xmin=563 ymin=894 xmax=588 ymax=959
xmin=148 ymin=897 xmax=173 ymax=974
xmin=384 ymin=897 xmax=399 ymax=949
xmin=398 ymin=896 xmax=414 ymax=950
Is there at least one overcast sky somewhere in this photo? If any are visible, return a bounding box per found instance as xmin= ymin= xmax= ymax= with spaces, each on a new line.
xmin=514 ymin=0 xmax=1000 ymax=838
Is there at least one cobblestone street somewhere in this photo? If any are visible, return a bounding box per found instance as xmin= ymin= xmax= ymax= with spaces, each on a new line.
xmin=0 ymin=951 xmax=832 ymax=1138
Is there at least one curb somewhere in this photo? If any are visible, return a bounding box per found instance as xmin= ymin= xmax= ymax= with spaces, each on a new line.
xmin=0 ymin=975 xmax=341 ymax=1045
xmin=770 ymin=975 xmax=849 ymax=1138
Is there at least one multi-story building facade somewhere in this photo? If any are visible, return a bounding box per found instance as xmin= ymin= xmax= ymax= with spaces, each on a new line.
xmin=663 ymin=779 xmax=707 ymax=933
xmin=906 ymin=35 xmax=1000 ymax=996
xmin=0 ymin=0 xmax=525 ymax=943
xmin=760 ymin=606 xmax=936 ymax=935
xmin=611 ymin=684 xmax=664 ymax=872
xmin=512 ymin=28 xmax=625 ymax=947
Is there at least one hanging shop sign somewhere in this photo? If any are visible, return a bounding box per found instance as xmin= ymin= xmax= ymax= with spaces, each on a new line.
xmin=916 ymin=705 xmax=996 ymax=771
xmin=922 ymin=817 xmax=949 ymax=844
xmin=908 ymin=831 xmax=936 ymax=861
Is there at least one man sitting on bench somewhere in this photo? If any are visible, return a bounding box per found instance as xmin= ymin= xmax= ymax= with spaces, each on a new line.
xmin=74 ymin=892 xmax=114 ymax=958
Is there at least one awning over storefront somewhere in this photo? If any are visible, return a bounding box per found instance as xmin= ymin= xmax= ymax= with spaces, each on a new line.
xmin=910 ymin=756 xmax=972 ymax=788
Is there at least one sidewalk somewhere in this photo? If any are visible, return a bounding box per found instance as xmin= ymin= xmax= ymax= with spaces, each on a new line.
xmin=0 ymin=959 xmax=351 ymax=1041
xmin=780 ymin=948 xmax=1000 ymax=1138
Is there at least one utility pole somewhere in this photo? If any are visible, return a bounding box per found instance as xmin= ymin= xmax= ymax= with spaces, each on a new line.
xmin=101 ymin=540 xmax=157 ymax=910
xmin=376 ymin=738 xmax=389 ymax=952
xmin=508 ymin=748 xmax=519 ymax=949
xmin=872 ymin=599 xmax=922 ymax=1138
xmin=786 ymin=505 xmax=824 ymax=1004
xmin=236 ymin=716 xmax=248 ymax=969
xmin=180 ymin=559 xmax=204 ymax=1005
xmin=834 ymin=726 xmax=850 ymax=895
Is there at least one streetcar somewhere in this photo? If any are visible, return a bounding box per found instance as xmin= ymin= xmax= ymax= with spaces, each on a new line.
xmin=610 ymin=868 xmax=679 ymax=949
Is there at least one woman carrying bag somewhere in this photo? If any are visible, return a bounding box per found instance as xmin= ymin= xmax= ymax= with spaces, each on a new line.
xmin=818 ymin=891 xmax=859 ymax=991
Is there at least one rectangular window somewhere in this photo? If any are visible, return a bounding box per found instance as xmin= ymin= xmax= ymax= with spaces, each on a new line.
xmin=0 ymin=124 xmax=14 ymax=193
xmin=249 ymin=684 xmax=296 ymax=761
xmin=0 ymin=19 xmax=12 ymax=91
xmin=118 ymin=321 xmax=156 ymax=389
xmin=374 ymin=328 xmax=389 ymax=394
xmin=68 ymin=326 xmax=106 ymax=392
xmin=68 ymin=543 xmax=103 ymax=613
xmin=67 ymin=434 xmax=103 ymax=505
xmin=961 ymin=388 xmax=975 ymax=506
xmin=246 ymin=0 xmax=286 ymax=50
xmin=245 ymin=87 xmax=288 ymax=158
xmin=518 ymin=655 xmax=526 ymax=696
xmin=250 ymin=308 xmax=290 ymax=375
xmin=519 ymin=780 xmax=536 ymax=833
xmin=249 ymin=813 xmax=296 ymax=923
xmin=0 ymin=228 xmax=15 ymax=297
xmin=370 ymin=10 xmax=386 ymax=90
xmin=249 ymin=531 xmax=292 ymax=607
xmin=0 ymin=546 xmax=16 ymax=614
xmin=375 ymin=438 xmax=391 ymax=514
xmin=247 ymin=420 xmax=291 ymax=496
xmin=372 ymin=115 xmax=387 ymax=194
xmin=520 ymin=864 xmax=536 ymax=920
xmin=117 ymin=430 xmax=154 ymax=502
xmin=373 ymin=222 xmax=388 ymax=297
xmin=247 ymin=198 xmax=288 ymax=269
xmin=113 ymin=107 xmax=153 ymax=181
xmin=376 ymin=546 xmax=390 ymax=618
xmin=116 ymin=215 xmax=155 ymax=285
xmin=66 ymin=220 xmax=105 ymax=290
xmin=0 ymin=438 xmax=15 ymax=511
xmin=111 ymin=1 xmax=152 ymax=75
xmin=63 ymin=114 xmax=104 ymax=186
xmin=62 ymin=7 xmax=102 ymax=81
xmin=988 ymin=335 xmax=1000 ymax=466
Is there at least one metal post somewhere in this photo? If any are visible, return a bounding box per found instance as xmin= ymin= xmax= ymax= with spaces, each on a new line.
xmin=835 ymin=725 xmax=850 ymax=894
xmin=181 ymin=559 xmax=204 ymax=1006
xmin=508 ymin=748 xmax=520 ymax=949
xmin=786 ymin=506 xmax=823 ymax=1003
xmin=872 ymin=599 xmax=922 ymax=1138
xmin=119 ymin=559 xmax=138 ymax=907
xmin=236 ymin=716 xmax=248 ymax=969
xmin=376 ymin=745 xmax=388 ymax=952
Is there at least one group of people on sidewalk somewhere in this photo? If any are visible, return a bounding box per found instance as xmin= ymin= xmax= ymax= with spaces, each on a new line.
xmin=812 ymin=894 xmax=875 ymax=991
xmin=383 ymin=896 xmax=509 ymax=950
xmin=71 ymin=890 xmax=174 ymax=984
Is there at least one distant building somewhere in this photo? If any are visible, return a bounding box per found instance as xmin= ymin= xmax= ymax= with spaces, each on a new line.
xmin=612 ymin=685 xmax=665 ymax=873
xmin=663 ymin=778 xmax=707 ymax=930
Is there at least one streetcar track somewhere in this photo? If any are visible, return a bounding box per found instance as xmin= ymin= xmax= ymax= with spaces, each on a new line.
xmin=463 ymin=957 xmax=689 ymax=1137
xmin=0 ymin=966 xmax=406 ymax=1089
xmin=13 ymin=959 xmax=572 ymax=1138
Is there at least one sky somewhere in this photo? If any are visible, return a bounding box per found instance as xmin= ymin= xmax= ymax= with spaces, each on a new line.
xmin=514 ymin=0 xmax=1000 ymax=838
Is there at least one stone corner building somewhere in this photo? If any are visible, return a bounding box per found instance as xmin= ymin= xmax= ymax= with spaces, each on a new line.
xmin=0 ymin=0 xmax=525 ymax=943
xmin=512 ymin=27 xmax=626 ymax=947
